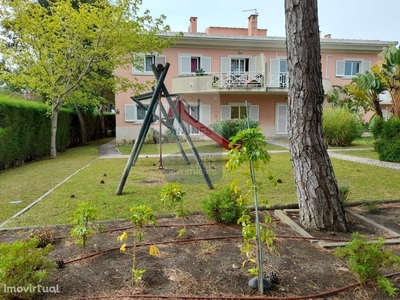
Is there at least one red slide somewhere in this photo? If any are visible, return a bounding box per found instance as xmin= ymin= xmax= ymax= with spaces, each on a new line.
xmin=171 ymin=100 xmax=237 ymax=150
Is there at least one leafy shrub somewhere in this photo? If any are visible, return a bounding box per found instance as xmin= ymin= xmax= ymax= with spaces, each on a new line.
xmin=210 ymin=118 xmax=260 ymax=141
xmin=202 ymin=184 xmax=247 ymax=224
xmin=0 ymin=238 xmax=56 ymax=300
xmin=370 ymin=116 xmax=400 ymax=162
xmin=335 ymin=232 xmax=400 ymax=297
xmin=70 ymin=202 xmax=98 ymax=250
xmin=322 ymin=107 xmax=363 ymax=146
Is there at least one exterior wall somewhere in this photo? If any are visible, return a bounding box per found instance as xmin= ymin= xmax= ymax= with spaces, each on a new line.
xmin=114 ymin=17 xmax=396 ymax=144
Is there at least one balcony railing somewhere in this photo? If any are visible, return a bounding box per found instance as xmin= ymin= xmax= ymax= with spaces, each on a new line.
xmin=171 ymin=71 xmax=331 ymax=94
xmin=212 ymin=72 xmax=264 ymax=89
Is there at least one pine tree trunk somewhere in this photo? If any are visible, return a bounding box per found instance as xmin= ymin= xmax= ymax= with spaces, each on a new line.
xmin=285 ymin=0 xmax=348 ymax=232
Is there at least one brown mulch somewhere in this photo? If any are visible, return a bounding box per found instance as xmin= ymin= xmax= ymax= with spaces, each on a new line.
xmin=2 ymin=206 xmax=400 ymax=300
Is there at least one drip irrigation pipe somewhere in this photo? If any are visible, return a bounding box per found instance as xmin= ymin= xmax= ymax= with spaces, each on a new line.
xmin=72 ymin=281 xmax=359 ymax=300
xmin=64 ymin=233 xmax=356 ymax=265
xmin=67 ymin=271 xmax=400 ymax=300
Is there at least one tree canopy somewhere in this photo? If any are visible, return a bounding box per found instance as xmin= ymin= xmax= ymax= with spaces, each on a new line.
xmin=0 ymin=0 xmax=177 ymax=158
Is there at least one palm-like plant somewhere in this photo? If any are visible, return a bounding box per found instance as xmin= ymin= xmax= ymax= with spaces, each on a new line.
xmin=345 ymin=71 xmax=386 ymax=118
xmin=371 ymin=44 xmax=400 ymax=117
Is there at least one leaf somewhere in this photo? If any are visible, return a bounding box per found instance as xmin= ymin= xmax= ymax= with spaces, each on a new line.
xmin=149 ymin=245 xmax=160 ymax=256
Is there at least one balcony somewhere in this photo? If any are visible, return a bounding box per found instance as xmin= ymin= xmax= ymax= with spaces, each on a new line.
xmin=171 ymin=72 xmax=332 ymax=94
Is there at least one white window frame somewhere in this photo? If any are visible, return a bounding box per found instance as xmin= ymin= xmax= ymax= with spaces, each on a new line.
xmin=132 ymin=54 xmax=166 ymax=74
xmin=220 ymin=103 xmax=259 ymax=121
xmin=124 ymin=104 xmax=161 ymax=123
xmin=178 ymin=54 xmax=211 ymax=75
xmin=335 ymin=59 xmax=371 ymax=78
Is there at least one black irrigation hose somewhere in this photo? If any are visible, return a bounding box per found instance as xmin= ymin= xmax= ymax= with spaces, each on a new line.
xmin=71 ymin=271 xmax=400 ymax=300
xmin=63 ymin=233 xmax=357 ymax=265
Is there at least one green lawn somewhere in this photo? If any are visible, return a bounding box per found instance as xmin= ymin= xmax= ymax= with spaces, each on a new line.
xmin=1 ymin=137 xmax=399 ymax=228
xmin=117 ymin=140 xmax=287 ymax=155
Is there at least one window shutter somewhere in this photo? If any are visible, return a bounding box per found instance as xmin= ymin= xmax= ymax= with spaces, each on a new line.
xmin=249 ymin=57 xmax=257 ymax=73
xmin=200 ymin=105 xmax=211 ymax=126
xmin=125 ymin=104 xmax=136 ymax=122
xmin=132 ymin=54 xmax=145 ymax=73
xmin=155 ymin=55 xmax=166 ymax=67
xmin=249 ymin=105 xmax=259 ymax=121
xmin=269 ymin=59 xmax=279 ymax=87
xmin=336 ymin=60 xmax=345 ymax=76
xmin=201 ymin=57 xmax=211 ymax=73
xmin=179 ymin=56 xmax=191 ymax=74
xmin=276 ymin=104 xmax=287 ymax=134
xmin=221 ymin=105 xmax=231 ymax=120
xmin=221 ymin=57 xmax=230 ymax=73
xmin=360 ymin=61 xmax=371 ymax=74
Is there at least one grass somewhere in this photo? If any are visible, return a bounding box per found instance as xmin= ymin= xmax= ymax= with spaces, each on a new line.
xmin=1 ymin=137 xmax=399 ymax=228
xmin=117 ymin=140 xmax=287 ymax=155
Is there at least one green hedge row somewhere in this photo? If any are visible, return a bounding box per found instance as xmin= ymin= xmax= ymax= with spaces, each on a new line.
xmin=370 ymin=116 xmax=400 ymax=163
xmin=0 ymin=97 xmax=115 ymax=170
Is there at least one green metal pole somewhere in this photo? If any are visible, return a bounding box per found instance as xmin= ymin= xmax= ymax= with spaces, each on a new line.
xmin=115 ymin=63 xmax=170 ymax=195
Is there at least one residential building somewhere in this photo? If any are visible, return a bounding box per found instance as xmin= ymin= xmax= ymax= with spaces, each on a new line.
xmin=114 ymin=14 xmax=397 ymax=144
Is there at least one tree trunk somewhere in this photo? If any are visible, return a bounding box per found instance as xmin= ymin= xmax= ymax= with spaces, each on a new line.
xmin=285 ymin=0 xmax=348 ymax=232
xmin=373 ymin=97 xmax=383 ymax=118
xmin=50 ymin=101 xmax=62 ymax=159
xmin=74 ymin=103 xmax=88 ymax=146
xmin=99 ymin=104 xmax=106 ymax=138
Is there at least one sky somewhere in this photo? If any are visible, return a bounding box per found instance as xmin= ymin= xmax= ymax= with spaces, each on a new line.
xmin=140 ymin=0 xmax=399 ymax=43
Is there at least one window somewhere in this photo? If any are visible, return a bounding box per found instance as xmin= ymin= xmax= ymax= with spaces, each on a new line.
xmin=179 ymin=55 xmax=211 ymax=74
xmin=269 ymin=58 xmax=288 ymax=87
xmin=230 ymin=105 xmax=247 ymax=119
xmin=230 ymin=59 xmax=249 ymax=73
xmin=133 ymin=54 xmax=166 ymax=74
xmin=125 ymin=104 xmax=150 ymax=122
xmin=221 ymin=104 xmax=259 ymax=120
xmin=336 ymin=60 xmax=371 ymax=77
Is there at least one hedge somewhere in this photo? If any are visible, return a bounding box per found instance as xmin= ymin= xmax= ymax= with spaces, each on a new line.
xmin=0 ymin=96 xmax=115 ymax=170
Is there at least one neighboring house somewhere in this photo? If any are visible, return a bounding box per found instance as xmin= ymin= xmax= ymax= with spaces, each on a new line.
xmin=114 ymin=14 xmax=397 ymax=144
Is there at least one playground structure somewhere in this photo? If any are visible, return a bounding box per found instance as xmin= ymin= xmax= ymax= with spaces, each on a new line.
xmin=116 ymin=63 xmax=236 ymax=195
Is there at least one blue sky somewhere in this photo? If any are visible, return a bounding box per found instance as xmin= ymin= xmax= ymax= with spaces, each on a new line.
xmin=140 ymin=0 xmax=399 ymax=43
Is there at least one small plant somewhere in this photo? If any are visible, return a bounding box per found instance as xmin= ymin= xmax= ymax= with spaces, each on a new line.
xmin=335 ymin=232 xmax=400 ymax=297
xmin=202 ymin=181 xmax=247 ymax=224
xmin=362 ymin=201 xmax=380 ymax=214
xmin=70 ymin=202 xmax=98 ymax=251
xmin=118 ymin=205 xmax=159 ymax=285
xmin=339 ymin=185 xmax=350 ymax=203
xmin=161 ymin=182 xmax=188 ymax=237
xmin=226 ymin=127 xmax=277 ymax=294
xmin=0 ymin=238 xmax=56 ymax=300
xmin=195 ymin=68 xmax=205 ymax=76
xmin=26 ymin=226 xmax=55 ymax=248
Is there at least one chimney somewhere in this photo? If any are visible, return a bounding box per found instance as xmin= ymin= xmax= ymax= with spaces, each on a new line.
xmin=189 ymin=17 xmax=198 ymax=33
xmin=248 ymin=14 xmax=258 ymax=36
xmin=324 ymin=34 xmax=331 ymax=39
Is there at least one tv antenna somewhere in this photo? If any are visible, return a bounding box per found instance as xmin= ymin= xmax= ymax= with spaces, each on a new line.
xmin=242 ymin=9 xmax=258 ymax=15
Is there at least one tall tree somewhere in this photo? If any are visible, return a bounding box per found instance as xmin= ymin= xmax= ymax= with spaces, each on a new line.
xmin=0 ymin=0 xmax=175 ymax=158
xmin=372 ymin=44 xmax=400 ymax=117
xmin=284 ymin=0 xmax=348 ymax=232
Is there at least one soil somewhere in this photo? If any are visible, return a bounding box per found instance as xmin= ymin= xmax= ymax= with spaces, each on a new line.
xmin=2 ymin=204 xmax=400 ymax=300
